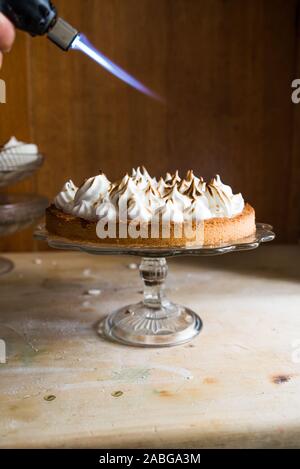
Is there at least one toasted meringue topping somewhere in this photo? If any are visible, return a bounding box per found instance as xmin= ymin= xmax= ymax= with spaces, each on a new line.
xmin=54 ymin=168 xmax=245 ymax=222
xmin=143 ymin=181 xmax=164 ymax=211
xmin=96 ymin=200 xmax=117 ymax=221
xmin=205 ymin=175 xmax=244 ymax=218
xmin=157 ymin=177 xmax=170 ymax=196
xmin=54 ymin=180 xmax=78 ymax=214
xmin=71 ymin=174 xmax=111 ymax=220
xmin=166 ymin=170 xmax=181 ymax=187
xmin=184 ymin=195 xmax=212 ymax=221
xmin=128 ymin=195 xmax=152 ymax=222
xmin=157 ymin=200 xmax=184 ymax=223
xmin=114 ymin=177 xmax=137 ymax=206
xmin=184 ymin=179 xmax=203 ymax=200
xmin=110 ymin=174 xmax=130 ymax=202
xmin=198 ymin=177 xmax=206 ymax=193
xmin=165 ymin=172 xmax=173 ymax=183
xmin=178 ymin=179 xmax=191 ymax=194
xmin=72 ymin=200 xmax=97 ymax=220
xmin=75 ymin=174 xmax=111 ymax=205
xmin=185 ymin=170 xmax=194 ymax=182
xmin=164 ymin=184 xmax=191 ymax=210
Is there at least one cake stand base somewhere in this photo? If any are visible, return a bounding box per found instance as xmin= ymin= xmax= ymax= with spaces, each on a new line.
xmin=0 ymin=257 xmax=14 ymax=276
xmin=103 ymin=303 xmax=202 ymax=348
xmin=101 ymin=258 xmax=202 ymax=348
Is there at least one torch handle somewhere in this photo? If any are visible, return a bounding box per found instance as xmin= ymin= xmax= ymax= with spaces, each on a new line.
xmin=0 ymin=0 xmax=57 ymax=35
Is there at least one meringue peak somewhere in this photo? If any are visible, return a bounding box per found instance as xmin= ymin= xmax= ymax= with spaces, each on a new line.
xmin=184 ymin=179 xmax=203 ymax=200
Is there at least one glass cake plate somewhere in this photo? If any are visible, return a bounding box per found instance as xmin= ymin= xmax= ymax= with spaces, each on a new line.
xmin=0 ymin=194 xmax=48 ymax=237
xmin=34 ymin=223 xmax=275 ymax=348
xmin=0 ymin=194 xmax=48 ymax=277
xmin=0 ymin=154 xmax=44 ymax=188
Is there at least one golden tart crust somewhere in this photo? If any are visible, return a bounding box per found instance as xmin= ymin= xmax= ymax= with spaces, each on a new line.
xmin=45 ymin=203 xmax=256 ymax=248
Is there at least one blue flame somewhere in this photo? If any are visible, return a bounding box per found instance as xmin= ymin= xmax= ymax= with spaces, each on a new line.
xmin=71 ymin=35 xmax=163 ymax=102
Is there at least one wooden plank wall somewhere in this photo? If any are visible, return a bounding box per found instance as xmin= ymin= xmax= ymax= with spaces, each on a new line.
xmin=0 ymin=0 xmax=299 ymax=251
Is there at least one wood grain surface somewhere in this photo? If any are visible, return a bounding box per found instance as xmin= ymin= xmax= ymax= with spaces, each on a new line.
xmin=0 ymin=0 xmax=299 ymax=251
xmin=1 ymin=246 xmax=300 ymax=448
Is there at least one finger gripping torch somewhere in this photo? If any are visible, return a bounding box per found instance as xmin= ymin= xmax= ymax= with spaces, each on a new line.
xmin=0 ymin=0 xmax=78 ymax=50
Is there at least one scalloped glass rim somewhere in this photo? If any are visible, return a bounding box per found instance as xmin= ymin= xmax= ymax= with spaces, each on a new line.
xmin=0 ymin=194 xmax=49 ymax=217
xmin=34 ymin=223 xmax=275 ymax=258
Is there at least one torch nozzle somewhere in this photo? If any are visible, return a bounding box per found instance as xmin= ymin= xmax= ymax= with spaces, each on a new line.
xmin=47 ymin=17 xmax=79 ymax=51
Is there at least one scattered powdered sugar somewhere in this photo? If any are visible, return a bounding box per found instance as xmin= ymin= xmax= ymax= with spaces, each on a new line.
xmin=83 ymin=269 xmax=92 ymax=277
xmin=33 ymin=258 xmax=42 ymax=265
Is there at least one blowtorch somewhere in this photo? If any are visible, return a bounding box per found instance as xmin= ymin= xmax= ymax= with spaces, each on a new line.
xmin=0 ymin=0 xmax=160 ymax=100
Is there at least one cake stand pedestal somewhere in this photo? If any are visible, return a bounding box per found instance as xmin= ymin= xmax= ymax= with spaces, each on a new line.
xmin=103 ymin=257 xmax=203 ymax=347
xmin=35 ymin=223 xmax=275 ymax=348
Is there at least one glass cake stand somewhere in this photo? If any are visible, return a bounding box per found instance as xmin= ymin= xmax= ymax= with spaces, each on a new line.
xmin=0 ymin=154 xmax=46 ymax=276
xmin=34 ymin=223 xmax=275 ymax=348
xmin=0 ymin=154 xmax=44 ymax=188
xmin=0 ymin=194 xmax=48 ymax=237
xmin=0 ymin=194 xmax=48 ymax=275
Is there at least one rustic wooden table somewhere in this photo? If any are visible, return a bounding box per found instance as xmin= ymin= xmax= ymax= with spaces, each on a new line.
xmin=0 ymin=246 xmax=300 ymax=449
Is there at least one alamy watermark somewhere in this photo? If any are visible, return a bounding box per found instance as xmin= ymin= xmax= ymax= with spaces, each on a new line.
xmin=0 ymin=339 xmax=6 ymax=364
xmin=0 ymin=79 xmax=6 ymax=104
xmin=95 ymin=197 xmax=204 ymax=243
xmin=291 ymin=79 xmax=300 ymax=104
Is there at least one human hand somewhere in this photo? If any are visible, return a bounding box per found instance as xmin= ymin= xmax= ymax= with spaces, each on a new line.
xmin=0 ymin=13 xmax=15 ymax=68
